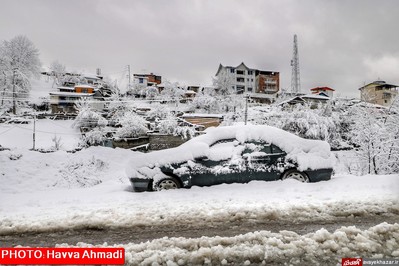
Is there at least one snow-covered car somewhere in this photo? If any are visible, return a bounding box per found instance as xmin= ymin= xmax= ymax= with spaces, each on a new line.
xmin=126 ymin=125 xmax=333 ymax=192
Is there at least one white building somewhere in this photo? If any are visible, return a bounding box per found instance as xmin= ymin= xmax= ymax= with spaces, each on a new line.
xmin=215 ymin=62 xmax=280 ymax=95
xmin=215 ymin=62 xmax=256 ymax=94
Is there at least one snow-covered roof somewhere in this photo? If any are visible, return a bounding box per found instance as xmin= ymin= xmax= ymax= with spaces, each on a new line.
xmin=49 ymin=92 xmax=94 ymax=97
xmin=310 ymin=87 xmax=335 ymax=91
xmin=83 ymin=74 xmax=102 ymax=80
xmin=248 ymin=93 xmax=276 ymax=99
xmin=185 ymin=90 xmax=197 ymax=94
xmin=182 ymin=114 xmax=224 ymax=118
xmin=126 ymin=125 xmax=333 ymax=178
xmin=359 ymin=80 xmax=399 ymax=90
xmin=215 ymin=62 xmax=255 ymax=76
xmin=301 ymin=94 xmax=330 ymax=100
xmin=75 ymin=84 xmax=96 ymax=89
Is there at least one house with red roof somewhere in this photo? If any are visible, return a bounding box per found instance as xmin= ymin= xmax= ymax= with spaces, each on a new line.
xmin=310 ymin=87 xmax=335 ymax=98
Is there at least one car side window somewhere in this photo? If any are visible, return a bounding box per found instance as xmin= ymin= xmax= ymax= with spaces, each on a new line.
xmin=271 ymin=144 xmax=284 ymax=154
xmin=242 ymin=141 xmax=271 ymax=156
xmin=260 ymin=144 xmax=272 ymax=154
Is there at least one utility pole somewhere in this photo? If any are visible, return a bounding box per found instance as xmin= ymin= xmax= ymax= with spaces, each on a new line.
xmin=291 ymin=34 xmax=301 ymax=94
xmin=12 ymin=67 xmax=17 ymax=114
xmin=244 ymin=94 xmax=249 ymax=125
xmin=1 ymin=71 xmax=6 ymax=106
xmin=127 ymin=65 xmax=131 ymax=91
xmin=33 ymin=113 xmax=36 ymax=150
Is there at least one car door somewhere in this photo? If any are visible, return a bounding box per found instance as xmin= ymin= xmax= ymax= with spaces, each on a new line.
xmin=242 ymin=141 xmax=284 ymax=182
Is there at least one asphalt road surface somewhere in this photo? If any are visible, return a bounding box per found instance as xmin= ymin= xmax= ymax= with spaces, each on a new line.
xmin=1 ymin=213 xmax=398 ymax=247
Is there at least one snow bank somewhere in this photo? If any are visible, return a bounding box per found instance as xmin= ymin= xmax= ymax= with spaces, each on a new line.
xmin=58 ymin=223 xmax=399 ymax=266
xmin=126 ymin=125 xmax=333 ymax=178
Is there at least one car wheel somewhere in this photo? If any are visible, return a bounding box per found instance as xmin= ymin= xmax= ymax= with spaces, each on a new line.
xmin=282 ymin=169 xmax=310 ymax=183
xmin=154 ymin=177 xmax=181 ymax=191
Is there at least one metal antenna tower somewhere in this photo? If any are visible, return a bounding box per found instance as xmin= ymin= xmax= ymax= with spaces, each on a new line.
xmin=290 ymin=34 xmax=301 ymax=94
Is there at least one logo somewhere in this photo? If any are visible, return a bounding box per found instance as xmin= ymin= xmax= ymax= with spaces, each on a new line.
xmin=342 ymin=258 xmax=363 ymax=266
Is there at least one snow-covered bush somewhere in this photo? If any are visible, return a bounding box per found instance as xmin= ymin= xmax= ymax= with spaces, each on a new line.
xmin=73 ymin=99 xmax=107 ymax=128
xmin=51 ymin=135 xmax=63 ymax=151
xmin=115 ymin=111 xmax=148 ymax=139
xmin=157 ymin=116 xmax=178 ymax=135
xmin=157 ymin=115 xmax=195 ymax=139
xmin=82 ymin=127 xmax=107 ymax=146
xmin=146 ymin=103 xmax=172 ymax=121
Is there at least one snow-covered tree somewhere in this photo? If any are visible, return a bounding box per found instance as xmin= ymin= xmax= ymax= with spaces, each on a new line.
xmin=383 ymin=96 xmax=399 ymax=173
xmin=1 ymin=35 xmax=41 ymax=77
xmin=213 ymin=72 xmax=234 ymax=96
xmin=0 ymin=35 xmax=41 ymax=113
xmin=145 ymin=86 xmax=159 ymax=100
xmin=350 ymin=105 xmax=386 ymax=174
xmin=159 ymin=81 xmax=184 ymax=103
xmin=49 ymin=60 xmax=66 ymax=86
xmin=189 ymin=91 xmax=220 ymax=113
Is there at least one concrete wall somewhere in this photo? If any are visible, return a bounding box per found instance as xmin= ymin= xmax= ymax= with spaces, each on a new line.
xmin=148 ymin=134 xmax=188 ymax=150
xmin=111 ymin=134 xmax=188 ymax=151
xmin=112 ymin=137 xmax=149 ymax=149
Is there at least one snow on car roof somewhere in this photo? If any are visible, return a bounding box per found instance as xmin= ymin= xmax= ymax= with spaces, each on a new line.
xmin=126 ymin=125 xmax=333 ymax=177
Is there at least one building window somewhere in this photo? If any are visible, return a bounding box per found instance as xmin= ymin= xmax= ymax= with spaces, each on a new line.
xmin=383 ymin=92 xmax=391 ymax=99
xmin=236 ymin=70 xmax=244 ymax=75
xmin=139 ymin=78 xmax=144 ymax=83
xmin=230 ymin=68 xmax=235 ymax=73
xmin=248 ymin=87 xmax=253 ymax=92
xmin=248 ymin=70 xmax=253 ymax=75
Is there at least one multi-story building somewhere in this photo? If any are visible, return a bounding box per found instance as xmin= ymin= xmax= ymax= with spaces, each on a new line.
xmin=215 ymin=62 xmax=279 ymax=94
xmin=133 ymin=73 xmax=162 ymax=87
xmin=359 ymin=80 xmax=398 ymax=107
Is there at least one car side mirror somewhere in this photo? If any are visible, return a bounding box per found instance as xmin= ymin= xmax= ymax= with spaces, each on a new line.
xmin=196 ymin=156 xmax=209 ymax=162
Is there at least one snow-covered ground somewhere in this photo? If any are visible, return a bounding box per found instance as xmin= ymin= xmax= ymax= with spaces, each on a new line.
xmin=0 ymin=118 xmax=81 ymax=150
xmin=1 ymin=120 xmax=398 ymax=265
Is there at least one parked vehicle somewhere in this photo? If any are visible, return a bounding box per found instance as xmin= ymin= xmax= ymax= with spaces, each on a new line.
xmin=127 ymin=125 xmax=333 ymax=192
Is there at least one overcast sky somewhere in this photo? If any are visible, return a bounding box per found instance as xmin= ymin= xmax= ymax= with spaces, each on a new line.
xmin=1 ymin=0 xmax=399 ymax=97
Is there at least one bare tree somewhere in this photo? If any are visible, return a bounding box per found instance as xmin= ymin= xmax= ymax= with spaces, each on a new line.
xmin=49 ymin=60 xmax=66 ymax=86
